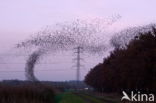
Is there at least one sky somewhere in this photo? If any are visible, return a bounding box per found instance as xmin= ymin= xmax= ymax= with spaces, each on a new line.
xmin=0 ymin=0 xmax=156 ymax=81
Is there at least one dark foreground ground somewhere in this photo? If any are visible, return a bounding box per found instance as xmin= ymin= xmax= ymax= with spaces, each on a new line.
xmin=0 ymin=83 xmax=55 ymax=103
xmin=0 ymin=81 xmax=121 ymax=103
xmin=0 ymin=85 xmax=121 ymax=103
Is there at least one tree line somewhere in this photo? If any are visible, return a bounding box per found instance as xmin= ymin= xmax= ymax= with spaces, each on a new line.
xmin=85 ymin=27 xmax=156 ymax=93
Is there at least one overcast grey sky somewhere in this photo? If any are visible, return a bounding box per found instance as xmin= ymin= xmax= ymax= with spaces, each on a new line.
xmin=0 ymin=0 xmax=156 ymax=81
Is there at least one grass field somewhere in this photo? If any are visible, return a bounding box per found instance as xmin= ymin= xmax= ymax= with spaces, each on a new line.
xmin=56 ymin=92 xmax=120 ymax=103
xmin=56 ymin=92 xmax=85 ymax=103
xmin=78 ymin=93 xmax=120 ymax=103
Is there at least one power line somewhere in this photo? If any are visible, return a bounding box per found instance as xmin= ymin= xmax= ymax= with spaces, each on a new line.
xmin=0 ymin=62 xmax=71 ymax=64
xmin=0 ymin=69 xmax=88 ymax=73
xmin=0 ymin=53 xmax=72 ymax=56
